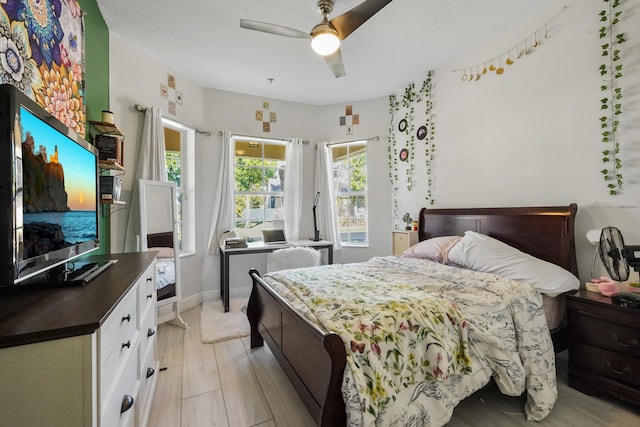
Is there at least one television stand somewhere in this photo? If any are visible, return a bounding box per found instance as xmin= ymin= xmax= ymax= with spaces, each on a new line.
xmin=64 ymin=259 xmax=118 ymax=283
xmin=7 ymin=259 xmax=119 ymax=290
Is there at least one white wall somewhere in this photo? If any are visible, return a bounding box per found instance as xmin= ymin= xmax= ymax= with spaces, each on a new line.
xmin=107 ymin=34 xmax=205 ymax=300
xmin=108 ymin=0 xmax=639 ymax=302
xmin=392 ymin=0 xmax=640 ymax=285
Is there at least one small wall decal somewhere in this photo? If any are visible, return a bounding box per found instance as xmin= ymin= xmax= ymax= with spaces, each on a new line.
xmin=339 ymin=104 xmax=359 ymax=135
xmin=256 ymin=101 xmax=277 ymax=132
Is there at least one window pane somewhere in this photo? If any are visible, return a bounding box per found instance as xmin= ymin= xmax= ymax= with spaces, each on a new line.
xmin=353 ymin=196 xmax=367 ymax=217
xmin=233 ymin=138 xmax=286 ymax=238
xmin=235 ymin=166 xmax=263 ymax=191
xmin=265 ymin=167 xmax=281 ymax=191
xmin=166 ymin=151 xmax=181 ymax=187
xmin=332 ymin=141 xmax=368 ymax=245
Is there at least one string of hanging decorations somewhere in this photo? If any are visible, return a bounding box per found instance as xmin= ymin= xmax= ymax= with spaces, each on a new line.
xmin=452 ymin=4 xmax=571 ymax=82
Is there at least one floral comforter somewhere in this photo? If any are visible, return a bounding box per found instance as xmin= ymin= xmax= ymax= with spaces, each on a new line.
xmin=264 ymin=256 xmax=557 ymax=426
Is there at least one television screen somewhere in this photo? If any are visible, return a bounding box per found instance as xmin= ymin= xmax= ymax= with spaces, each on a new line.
xmin=0 ymin=84 xmax=102 ymax=287
xmin=20 ymin=105 xmax=98 ymax=259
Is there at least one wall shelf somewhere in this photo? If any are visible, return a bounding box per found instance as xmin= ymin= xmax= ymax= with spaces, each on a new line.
xmin=89 ymin=120 xmax=124 ymax=137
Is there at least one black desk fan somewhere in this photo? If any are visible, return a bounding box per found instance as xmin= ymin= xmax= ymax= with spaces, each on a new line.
xmin=597 ymin=226 xmax=640 ymax=308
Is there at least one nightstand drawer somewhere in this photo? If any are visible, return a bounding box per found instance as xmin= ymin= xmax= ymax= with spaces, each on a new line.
xmin=573 ymin=343 xmax=640 ymax=387
xmin=573 ymin=314 xmax=640 ymax=357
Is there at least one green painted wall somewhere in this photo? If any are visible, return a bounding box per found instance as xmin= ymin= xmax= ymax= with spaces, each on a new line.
xmin=79 ymin=0 xmax=111 ymax=253
xmin=80 ymin=0 xmax=109 ymax=123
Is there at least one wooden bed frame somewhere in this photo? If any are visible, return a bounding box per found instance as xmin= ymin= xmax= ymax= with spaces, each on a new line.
xmin=247 ymin=204 xmax=578 ymax=426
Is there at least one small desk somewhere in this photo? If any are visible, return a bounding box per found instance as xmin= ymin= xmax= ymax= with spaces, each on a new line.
xmin=219 ymin=240 xmax=333 ymax=312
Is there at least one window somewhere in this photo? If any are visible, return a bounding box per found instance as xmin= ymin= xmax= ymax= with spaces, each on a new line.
xmin=162 ymin=118 xmax=195 ymax=255
xmin=331 ymin=141 xmax=368 ymax=246
xmin=233 ymin=136 xmax=287 ymax=242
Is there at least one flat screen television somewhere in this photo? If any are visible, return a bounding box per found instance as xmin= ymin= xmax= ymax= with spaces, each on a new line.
xmin=0 ymin=84 xmax=105 ymax=287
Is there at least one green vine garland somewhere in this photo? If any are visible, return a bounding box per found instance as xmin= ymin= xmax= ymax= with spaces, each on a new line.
xmin=420 ymin=71 xmax=435 ymax=205
xmin=598 ymin=0 xmax=625 ymax=195
xmin=388 ymin=71 xmax=436 ymax=225
xmin=388 ymin=94 xmax=399 ymax=221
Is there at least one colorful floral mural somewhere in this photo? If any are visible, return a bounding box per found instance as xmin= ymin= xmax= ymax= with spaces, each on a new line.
xmin=0 ymin=0 xmax=85 ymax=137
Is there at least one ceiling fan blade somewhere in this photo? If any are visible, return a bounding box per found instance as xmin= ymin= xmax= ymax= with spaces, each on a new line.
xmin=330 ymin=0 xmax=393 ymax=40
xmin=240 ymin=19 xmax=310 ymax=39
xmin=324 ymin=48 xmax=346 ymax=78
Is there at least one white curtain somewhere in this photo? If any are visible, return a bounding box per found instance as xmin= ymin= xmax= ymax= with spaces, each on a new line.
xmin=124 ymin=107 xmax=167 ymax=252
xmin=207 ymin=130 xmax=235 ymax=255
xmin=314 ymin=142 xmax=342 ymax=251
xmin=283 ymin=138 xmax=303 ymax=241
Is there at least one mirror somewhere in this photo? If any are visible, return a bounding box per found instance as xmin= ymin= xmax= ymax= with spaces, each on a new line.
xmin=139 ymin=179 xmax=186 ymax=327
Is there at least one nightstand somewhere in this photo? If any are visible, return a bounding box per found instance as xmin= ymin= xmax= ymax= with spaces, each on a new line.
xmin=566 ymin=289 xmax=640 ymax=407
xmin=392 ymin=230 xmax=418 ymax=255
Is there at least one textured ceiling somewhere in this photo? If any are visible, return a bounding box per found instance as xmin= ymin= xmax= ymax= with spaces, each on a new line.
xmin=96 ymin=0 xmax=561 ymax=105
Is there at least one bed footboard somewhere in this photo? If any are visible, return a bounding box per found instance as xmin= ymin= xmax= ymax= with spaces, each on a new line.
xmin=247 ymin=269 xmax=347 ymax=427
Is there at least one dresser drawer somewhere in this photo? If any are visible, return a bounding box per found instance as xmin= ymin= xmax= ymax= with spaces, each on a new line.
xmin=138 ymin=345 xmax=158 ymax=419
xmin=573 ymin=314 xmax=640 ymax=357
xmin=100 ymin=288 xmax=138 ymax=365
xmin=572 ymin=343 xmax=640 ymax=387
xmin=102 ymin=350 xmax=139 ymax=427
xmin=139 ymin=304 xmax=156 ymax=364
xmin=138 ymin=262 xmax=156 ymax=322
xmin=101 ymin=328 xmax=139 ymax=401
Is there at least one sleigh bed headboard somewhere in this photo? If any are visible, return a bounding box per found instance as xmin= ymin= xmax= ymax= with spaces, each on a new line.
xmin=418 ymin=204 xmax=578 ymax=277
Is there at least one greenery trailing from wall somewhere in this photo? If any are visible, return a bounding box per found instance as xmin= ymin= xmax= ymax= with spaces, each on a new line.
xmin=599 ymin=0 xmax=625 ymax=195
xmin=388 ymin=71 xmax=436 ymax=226
xmin=421 ymin=71 xmax=435 ymax=205
xmin=388 ymin=93 xmax=400 ymax=223
xmin=401 ymin=83 xmax=417 ymax=191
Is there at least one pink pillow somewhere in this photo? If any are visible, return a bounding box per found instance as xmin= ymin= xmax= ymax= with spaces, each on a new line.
xmin=401 ymin=236 xmax=461 ymax=264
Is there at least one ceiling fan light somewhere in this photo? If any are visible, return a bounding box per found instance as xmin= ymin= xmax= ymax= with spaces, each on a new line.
xmin=311 ymin=23 xmax=340 ymax=56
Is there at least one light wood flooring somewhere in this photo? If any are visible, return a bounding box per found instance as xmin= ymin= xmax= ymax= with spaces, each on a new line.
xmin=149 ymin=304 xmax=640 ymax=427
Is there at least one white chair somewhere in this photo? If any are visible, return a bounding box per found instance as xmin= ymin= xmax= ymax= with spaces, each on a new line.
xmin=267 ymin=246 xmax=322 ymax=273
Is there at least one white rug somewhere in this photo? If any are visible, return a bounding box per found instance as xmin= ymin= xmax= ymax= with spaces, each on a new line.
xmin=200 ymin=297 xmax=250 ymax=343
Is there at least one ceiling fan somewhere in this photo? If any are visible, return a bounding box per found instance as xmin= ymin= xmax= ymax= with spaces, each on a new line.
xmin=240 ymin=0 xmax=393 ymax=78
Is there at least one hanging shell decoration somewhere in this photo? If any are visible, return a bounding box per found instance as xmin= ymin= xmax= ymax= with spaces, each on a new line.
xmin=452 ymin=7 xmax=567 ymax=83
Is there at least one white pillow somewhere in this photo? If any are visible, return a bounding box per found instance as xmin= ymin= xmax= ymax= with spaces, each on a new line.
xmin=447 ymin=230 xmax=579 ymax=296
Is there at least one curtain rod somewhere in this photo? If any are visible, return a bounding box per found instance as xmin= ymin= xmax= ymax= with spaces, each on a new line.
xmin=219 ymin=131 xmax=310 ymax=144
xmin=134 ymin=104 xmax=212 ymax=136
xmin=315 ymin=136 xmax=380 ymax=148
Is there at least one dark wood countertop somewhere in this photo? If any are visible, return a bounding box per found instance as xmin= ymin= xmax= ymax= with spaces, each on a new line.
xmin=0 ymin=252 xmax=156 ymax=349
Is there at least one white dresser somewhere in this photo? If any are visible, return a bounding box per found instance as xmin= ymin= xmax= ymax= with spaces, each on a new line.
xmin=0 ymin=253 xmax=158 ymax=427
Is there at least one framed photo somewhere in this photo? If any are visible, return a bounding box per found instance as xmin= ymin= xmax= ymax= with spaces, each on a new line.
xmin=398 ymin=119 xmax=408 ymax=132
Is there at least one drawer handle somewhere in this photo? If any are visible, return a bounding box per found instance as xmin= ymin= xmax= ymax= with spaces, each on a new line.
xmin=605 ymin=361 xmax=630 ymax=375
xmin=146 ymin=367 xmax=155 ymax=379
xmin=147 ymin=293 xmax=153 ymax=299
xmin=121 ymin=340 xmax=131 ymax=350
xmin=612 ymin=333 xmax=639 ymax=348
xmin=120 ymin=394 xmax=135 ymax=414
xmin=146 ymin=277 xmax=152 ymax=282
xmin=147 ymin=328 xmax=156 ymax=338
xmin=122 ymin=314 xmax=131 ymax=323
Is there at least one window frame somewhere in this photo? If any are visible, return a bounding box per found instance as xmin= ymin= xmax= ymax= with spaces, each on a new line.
xmin=232 ymin=135 xmax=288 ymax=242
xmin=331 ymin=140 xmax=369 ymax=247
xmin=162 ymin=118 xmax=195 ymax=256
